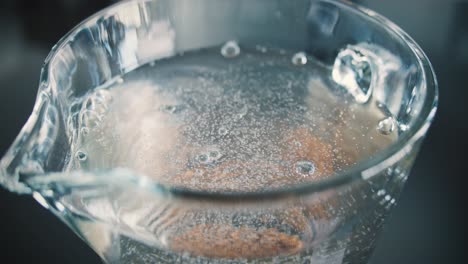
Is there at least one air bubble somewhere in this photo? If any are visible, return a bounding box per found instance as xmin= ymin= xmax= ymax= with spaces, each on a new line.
xmin=81 ymin=127 xmax=89 ymax=136
xmin=292 ymin=52 xmax=308 ymax=66
xmin=209 ymin=151 xmax=221 ymax=159
xmin=197 ymin=154 xmax=209 ymax=163
xmin=385 ymin=195 xmax=391 ymax=201
xmin=377 ymin=117 xmax=395 ymax=135
xmin=221 ymin=41 xmax=240 ymax=58
xmin=160 ymin=105 xmax=177 ymax=114
xmin=218 ymin=127 xmax=229 ymax=136
xmin=116 ymin=77 xmax=124 ymax=84
xmin=237 ymin=106 xmax=248 ymax=119
xmin=295 ymin=161 xmax=316 ymax=177
xmin=76 ymin=151 xmax=88 ymax=162
xmin=377 ymin=189 xmax=386 ymax=196
xmin=194 ymin=169 xmax=204 ymax=176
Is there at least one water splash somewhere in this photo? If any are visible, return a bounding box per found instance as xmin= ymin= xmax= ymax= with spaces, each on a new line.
xmin=332 ymin=43 xmax=402 ymax=105
xmin=332 ymin=47 xmax=372 ymax=104
xmin=377 ymin=117 xmax=395 ymax=135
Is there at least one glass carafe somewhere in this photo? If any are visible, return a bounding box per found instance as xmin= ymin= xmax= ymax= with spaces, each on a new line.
xmin=0 ymin=0 xmax=437 ymax=263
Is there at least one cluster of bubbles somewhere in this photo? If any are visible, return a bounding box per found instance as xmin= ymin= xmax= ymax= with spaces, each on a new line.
xmin=217 ymin=127 xmax=229 ymax=136
xmin=196 ymin=149 xmax=224 ymax=165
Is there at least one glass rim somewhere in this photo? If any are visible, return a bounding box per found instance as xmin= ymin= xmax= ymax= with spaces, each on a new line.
xmin=38 ymin=0 xmax=438 ymax=200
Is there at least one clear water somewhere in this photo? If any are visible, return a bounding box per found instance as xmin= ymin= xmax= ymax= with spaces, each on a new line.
xmin=67 ymin=43 xmax=396 ymax=192
xmin=32 ymin=43 xmax=400 ymax=263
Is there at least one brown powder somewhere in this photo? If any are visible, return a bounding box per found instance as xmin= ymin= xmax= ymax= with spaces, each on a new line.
xmin=167 ymin=128 xmax=337 ymax=259
xmin=170 ymin=225 xmax=303 ymax=260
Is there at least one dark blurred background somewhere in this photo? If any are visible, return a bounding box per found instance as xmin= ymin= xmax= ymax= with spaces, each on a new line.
xmin=0 ymin=0 xmax=465 ymax=263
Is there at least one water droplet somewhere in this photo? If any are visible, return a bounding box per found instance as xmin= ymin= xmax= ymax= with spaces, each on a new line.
xmin=406 ymin=89 xmax=417 ymax=114
xmin=55 ymin=201 xmax=65 ymax=212
xmin=295 ymin=161 xmax=316 ymax=176
xmin=218 ymin=127 xmax=229 ymax=136
xmin=377 ymin=189 xmax=386 ymax=196
xmin=386 ymin=167 xmax=394 ymax=175
xmin=76 ymin=151 xmax=88 ymax=162
xmin=376 ymin=102 xmax=393 ymax=119
xmin=377 ymin=117 xmax=395 ymax=135
xmin=221 ymin=41 xmax=240 ymax=58
xmin=33 ymin=192 xmax=49 ymax=209
xmin=81 ymin=127 xmax=89 ymax=136
xmin=384 ymin=195 xmax=391 ymax=201
xmin=160 ymin=105 xmax=177 ymax=114
xmin=292 ymin=52 xmax=308 ymax=66
xmin=116 ymin=77 xmax=124 ymax=84
xmin=399 ymin=123 xmax=409 ymax=132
